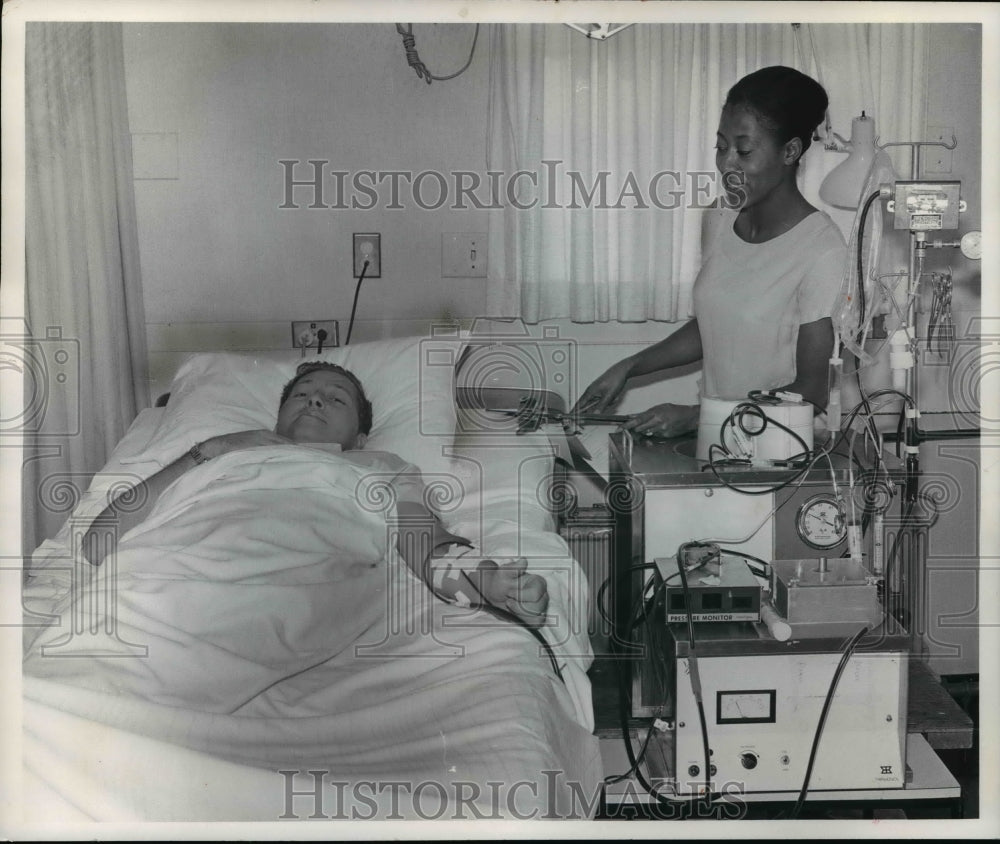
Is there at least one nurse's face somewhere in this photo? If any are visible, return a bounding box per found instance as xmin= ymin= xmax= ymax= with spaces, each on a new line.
xmin=715 ymin=104 xmax=800 ymax=210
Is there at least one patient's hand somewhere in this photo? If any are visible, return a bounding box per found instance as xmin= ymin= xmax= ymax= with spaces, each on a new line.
xmin=475 ymin=557 xmax=550 ymax=628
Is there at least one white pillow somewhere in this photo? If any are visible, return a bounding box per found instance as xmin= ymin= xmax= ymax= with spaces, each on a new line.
xmin=124 ymin=334 xmax=462 ymax=479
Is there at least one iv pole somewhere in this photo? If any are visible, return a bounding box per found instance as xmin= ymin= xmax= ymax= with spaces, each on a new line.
xmin=869 ymin=134 xmax=979 ymax=634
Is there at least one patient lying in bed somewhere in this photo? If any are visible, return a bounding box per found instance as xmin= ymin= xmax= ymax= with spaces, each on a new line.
xmin=22 ymin=355 xmax=603 ymax=819
xmin=82 ymin=361 xmax=549 ymax=628
xmin=26 ymin=361 xmax=555 ymax=714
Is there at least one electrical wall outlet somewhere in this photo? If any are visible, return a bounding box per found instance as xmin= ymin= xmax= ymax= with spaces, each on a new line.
xmin=353 ymin=233 xmax=381 ymax=278
xmin=291 ymin=320 xmax=340 ymax=350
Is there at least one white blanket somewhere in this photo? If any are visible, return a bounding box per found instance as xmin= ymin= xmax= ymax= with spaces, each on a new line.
xmin=22 ymin=447 xmax=602 ymax=821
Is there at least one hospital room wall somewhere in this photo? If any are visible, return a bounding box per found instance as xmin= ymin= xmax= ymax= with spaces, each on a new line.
xmin=124 ymin=23 xmax=983 ymax=407
xmin=123 ymin=22 xmax=493 ymax=345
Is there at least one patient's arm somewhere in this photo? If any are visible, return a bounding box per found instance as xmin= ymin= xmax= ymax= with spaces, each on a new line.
xmin=394 ymin=499 xmax=550 ymax=628
xmin=81 ymin=429 xmax=291 ymax=565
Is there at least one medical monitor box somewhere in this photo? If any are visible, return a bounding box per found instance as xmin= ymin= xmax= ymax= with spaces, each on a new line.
xmin=654 ymin=555 xmax=761 ymax=623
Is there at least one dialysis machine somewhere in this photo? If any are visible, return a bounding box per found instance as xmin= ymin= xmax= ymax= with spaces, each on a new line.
xmin=638 ymin=552 xmax=909 ymax=796
xmin=609 ymin=424 xmax=912 ymax=797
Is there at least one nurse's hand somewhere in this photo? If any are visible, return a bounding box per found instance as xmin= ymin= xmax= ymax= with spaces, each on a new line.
xmin=622 ymin=403 xmax=700 ymax=439
xmin=573 ymin=360 xmax=632 ymax=416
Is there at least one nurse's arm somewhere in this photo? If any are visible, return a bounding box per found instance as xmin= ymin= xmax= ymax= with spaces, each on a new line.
xmin=573 ymin=319 xmax=702 ymax=415
xmin=622 ymin=318 xmax=703 ymax=377
xmin=778 ymin=317 xmax=834 ymax=411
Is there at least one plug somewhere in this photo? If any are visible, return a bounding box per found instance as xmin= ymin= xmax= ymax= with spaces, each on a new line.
xmin=291 ymin=320 xmax=340 ymax=350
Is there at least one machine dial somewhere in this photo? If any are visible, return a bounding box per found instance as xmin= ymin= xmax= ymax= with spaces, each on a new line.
xmin=795 ymin=493 xmax=847 ymax=550
xmin=960 ymin=230 xmax=982 ymax=260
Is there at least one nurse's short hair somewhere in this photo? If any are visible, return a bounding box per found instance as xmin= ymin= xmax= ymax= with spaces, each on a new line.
xmin=279 ymin=362 xmax=373 ymax=435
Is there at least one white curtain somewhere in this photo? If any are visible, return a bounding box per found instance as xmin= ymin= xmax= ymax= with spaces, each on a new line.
xmin=23 ymin=22 xmax=148 ymax=553
xmin=808 ymin=23 xmax=927 ymax=177
xmin=485 ymin=23 xmax=927 ymax=323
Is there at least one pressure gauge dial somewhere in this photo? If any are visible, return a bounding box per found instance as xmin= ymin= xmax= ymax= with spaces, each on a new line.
xmin=795 ymin=493 xmax=847 ymax=550
xmin=960 ymin=230 xmax=982 ymax=260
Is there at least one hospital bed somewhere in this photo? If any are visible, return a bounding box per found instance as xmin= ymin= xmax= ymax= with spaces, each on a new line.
xmin=20 ymin=333 xmax=603 ymax=822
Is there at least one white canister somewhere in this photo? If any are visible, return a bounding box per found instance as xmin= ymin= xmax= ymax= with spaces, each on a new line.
xmin=696 ymin=396 xmax=814 ymax=463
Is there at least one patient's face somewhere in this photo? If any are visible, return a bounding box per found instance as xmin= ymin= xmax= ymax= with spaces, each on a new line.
xmin=276 ymin=370 xmax=368 ymax=448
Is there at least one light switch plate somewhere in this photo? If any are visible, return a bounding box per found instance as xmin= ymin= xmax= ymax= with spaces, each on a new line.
xmin=442 ymin=233 xmax=487 ymax=277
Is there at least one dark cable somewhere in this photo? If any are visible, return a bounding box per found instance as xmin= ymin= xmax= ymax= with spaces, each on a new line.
xmin=452 ymin=567 xmax=565 ymax=684
xmin=345 ymin=260 xmax=368 ymax=346
xmin=396 ymin=23 xmax=480 ymax=84
xmin=717 ymin=548 xmax=771 ymax=580
xmin=603 ymin=723 xmax=656 ymax=785
xmin=882 ymin=499 xmax=918 ymax=623
xmin=855 ymin=190 xmax=882 ymax=339
xmin=316 ymin=328 xmax=327 ymax=355
xmin=704 ymin=407 xmax=815 ymax=496
xmin=477 ymin=599 xmax=565 ymax=684
xmin=608 ymin=556 xmax=729 ymax=813
xmin=675 ymin=542 xmax=716 ymax=805
xmin=703 ymin=400 xmax=815 ymax=494
xmin=788 ymin=625 xmax=870 ymax=819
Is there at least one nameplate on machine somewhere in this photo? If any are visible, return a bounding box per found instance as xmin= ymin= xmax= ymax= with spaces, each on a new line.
xmin=654 ymin=556 xmax=762 ymax=624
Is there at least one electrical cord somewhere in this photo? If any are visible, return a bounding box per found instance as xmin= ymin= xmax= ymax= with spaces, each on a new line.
xmin=717 ymin=547 xmax=771 ymax=580
xmin=698 ymin=448 xmax=832 ymax=547
xmin=882 ymin=498 xmax=919 ymax=624
xmin=396 ymin=23 xmax=480 ymax=84
xmin=825 ymin=390 xmax=915 ymax=548
xmin=603 ymin=719 xmax=656 ymax=785
xmin=344 ymin=260 xmax=368 ymax=346
xmin=787 ymin=625 xmax=871 ymax=819
xmin=702 ymin=400 xmax=815 ymax=494
xmin=603 ymin=567 xmax=670 ymax=787
xmin=605 ymin=551 xmax=734 ymax=814
xmin=674 ymin=542 xmax=714 ymax=805
xmin=855 ymin=189 xmax=882 ymax=339
xmin=596 ymin=562 xmax=660 ymax=633
xmin=477 ymin=599 xmax=565 ymax=684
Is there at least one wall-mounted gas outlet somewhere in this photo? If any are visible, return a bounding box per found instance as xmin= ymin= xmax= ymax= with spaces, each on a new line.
xmin=353 ymin=233 xmax=381 ymax=278
xmin=291 ymin=320 xmax=340 ymax=350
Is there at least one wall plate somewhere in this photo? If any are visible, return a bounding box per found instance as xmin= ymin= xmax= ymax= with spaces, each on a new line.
xmin=353 ymin=233 xmax=381 ymax=278
xmin=291 ymin=320 xmax=339 ymax=349
xmin=442 ymin=232 xmax=487 ymax=277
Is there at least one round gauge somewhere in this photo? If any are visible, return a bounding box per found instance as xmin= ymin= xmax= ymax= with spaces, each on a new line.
xmin=960 ymin=230 xmax=982 ymax=260
xmin=795 ymin=493 xmax=847 ymax=550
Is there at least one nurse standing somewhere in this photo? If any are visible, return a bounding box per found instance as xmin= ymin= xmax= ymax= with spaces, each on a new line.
xmin=575 ymin=66 xmax=848 ymax=438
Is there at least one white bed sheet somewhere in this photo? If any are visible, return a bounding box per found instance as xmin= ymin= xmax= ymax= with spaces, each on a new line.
xmin=21 ymin=408 xmax=602 ymax=822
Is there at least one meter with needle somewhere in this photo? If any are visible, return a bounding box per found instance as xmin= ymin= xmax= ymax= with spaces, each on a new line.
xmin=795 ymin=493 xmax=847 ymax=550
